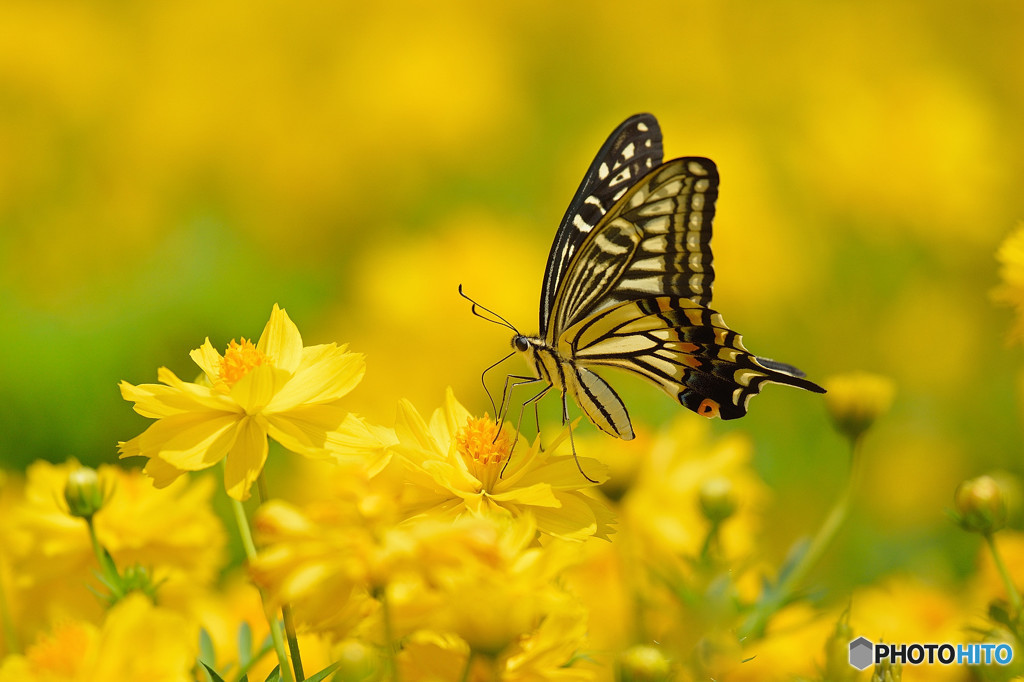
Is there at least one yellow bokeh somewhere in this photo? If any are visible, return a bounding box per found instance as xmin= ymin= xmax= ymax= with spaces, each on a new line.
xmin=2 ymin=0 xmax=1023 ymax=678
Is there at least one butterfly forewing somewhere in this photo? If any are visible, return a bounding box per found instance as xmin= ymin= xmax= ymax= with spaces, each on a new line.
xmin=540 ymin=114 xmax=664 ymax=336
xmin=547 ymin=157 xmax=719 ymax=336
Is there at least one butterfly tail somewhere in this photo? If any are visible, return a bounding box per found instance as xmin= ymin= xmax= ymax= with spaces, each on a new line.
xmin=754 ymin=357 xmax=827 ymax=392
xmin=676 ymin=353 xmax=825 ymax=420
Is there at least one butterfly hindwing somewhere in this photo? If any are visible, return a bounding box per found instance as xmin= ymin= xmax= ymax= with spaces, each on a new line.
xmin=548 ymin=157 xmax=719 ymax=336
xmin=561 ymin=296 xmax=825 ymax=420
xmin=566 ymin=365 xmax=634 ymax=439
xmin=540 ymin=114 xmax=664 ymax=336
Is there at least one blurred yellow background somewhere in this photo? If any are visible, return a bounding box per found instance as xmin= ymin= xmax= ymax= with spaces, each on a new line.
xmin=1 ymin=0 xmax=1022 ymax=595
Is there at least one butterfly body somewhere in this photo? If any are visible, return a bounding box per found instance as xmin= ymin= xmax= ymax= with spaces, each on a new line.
xmin=512 ymin=332 xmax=635 ymax=440
xmin=495 ymin=113 xmax=824 ymax=442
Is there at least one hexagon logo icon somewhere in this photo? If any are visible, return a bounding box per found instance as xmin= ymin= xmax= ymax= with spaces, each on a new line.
xmin=849 ymin=636 xmax=874 ymax=670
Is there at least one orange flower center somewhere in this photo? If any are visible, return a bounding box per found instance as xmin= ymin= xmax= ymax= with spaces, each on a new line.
xmin=26 ymin=621 xmax=93 ymax=675
xmin=456 ymin=416 xmax=511 ymax=489
xmin=220 ymin=339 xmax=268 ymax=387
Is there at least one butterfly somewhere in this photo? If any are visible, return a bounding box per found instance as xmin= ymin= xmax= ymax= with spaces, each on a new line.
xmin=463 ymin=113 xmax=824 ymax=453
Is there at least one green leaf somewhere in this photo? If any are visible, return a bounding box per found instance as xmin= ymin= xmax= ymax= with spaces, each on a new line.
xmin=304 ymin=661 xmax=344 ymax=682
xmin=773 ymin=537 xmax=811 ymax=591
xmin=236 ymin=638 xmax=276 ymax=680
xmin=201 ymin=662 xmax=227 ymax=682
xmin=238 ymin=622 xmax=253 ymax=666
xmin=263 ymin=665 xmax=281 ymax=682
xmin=199 ymin=628 xmax=217 ymax=668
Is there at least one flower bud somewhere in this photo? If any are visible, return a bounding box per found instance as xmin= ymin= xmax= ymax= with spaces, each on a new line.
xmin=618 ymin=644 xmax=672 ymax=682
xmin=821 ymin=610 xmax=858 ymax=681
xmin=118 ymin=564 xmax=159 ymax=603
xmin=333 ymin=639 xmax=379 ymax=681
xmin=954 ymin=475 xmax=1007 ymax=534
xmin=64 ymin=466 xmax=107 ymax=520
xmin=699 ymin=477 xmax=737 ymax=524
xmin=871 ymin=655 xmax=903 ymax=682
xmin=823 ymin=372 xmax=896 ymax=441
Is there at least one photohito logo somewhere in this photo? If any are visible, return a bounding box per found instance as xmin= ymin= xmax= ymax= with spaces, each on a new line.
xmin=848 ymin=637 xmax=1014 ymax=671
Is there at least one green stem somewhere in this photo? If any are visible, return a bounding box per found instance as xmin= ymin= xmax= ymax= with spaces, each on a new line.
xmin=86 ymin=518 xmax=121 ymax=589
xmin=254 ymin=472 xmax=305 ymax=681
xmin=458 ymin=650 xmax=476 ymax=682
xmin=985 ymin=533 xmax=1023 ymax=615
xmin=379 ymin=587 xmax=401 ymax=682
xmin=740 ymin=434 xmax=864 ymax=640
xmin=282 ymin=605 xmax=305 ymax=681
xmin=230 ymin=495 xmax=295 ymax=682
xmin=699 ymin=519 xmax=722 ymax=562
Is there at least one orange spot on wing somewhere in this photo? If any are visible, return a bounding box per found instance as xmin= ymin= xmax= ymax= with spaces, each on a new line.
xmin=698 ymin=399 xmax=720 ymax=418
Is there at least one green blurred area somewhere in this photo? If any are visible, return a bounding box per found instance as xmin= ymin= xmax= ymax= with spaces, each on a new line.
xmin=1 ymin=1 xmax=1022 ymax=592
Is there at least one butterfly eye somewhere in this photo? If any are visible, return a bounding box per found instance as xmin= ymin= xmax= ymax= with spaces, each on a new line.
xmin=512 ymin=335 xmax=530 ymax=352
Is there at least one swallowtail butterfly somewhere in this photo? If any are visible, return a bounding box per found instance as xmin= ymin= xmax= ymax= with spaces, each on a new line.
xmin=465 ymin=113 xmax=824 ymax=448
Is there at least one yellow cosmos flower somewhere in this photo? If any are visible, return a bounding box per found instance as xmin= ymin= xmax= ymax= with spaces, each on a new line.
xmin=392 ymin=388 xmax=614 ymax=541
xmin=564 ymin=418 xmax=769 ymax=656
xmin=118 ymin=304 xmax=386 ymax=500
xmin=0 ymin=460 xmax=224 ymax=646
xmin=250 ymin=497 xmax=381 ymax=640
xmin=398 ymin=607 xmax=595 ymax=682
xmin=0 ymin=594 xmax=195 ymax=682
xmin=620 ymin=418 xmax=767 ymax=564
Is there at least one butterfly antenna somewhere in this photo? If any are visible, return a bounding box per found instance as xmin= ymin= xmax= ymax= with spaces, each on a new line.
xmin=458 ymin=284 xmax=520 ymax=333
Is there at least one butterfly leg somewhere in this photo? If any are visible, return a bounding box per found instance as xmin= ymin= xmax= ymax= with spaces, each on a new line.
xmin=560 ymin=392 xmax=598 ymax=484
xmin=496 ymin=374 xmax=541 ymax=435
xmin=500 ymin=383 xmax=550 ymax=477
xmin=533 ymin=401 xmax=544 ymax=451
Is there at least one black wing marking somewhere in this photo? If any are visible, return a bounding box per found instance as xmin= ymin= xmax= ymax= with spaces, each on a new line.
xmin=548 ymin=157 xmax=719 ymax=336
xmin=563 ymin=296 xmax=825 ymax=420
xmin=539 ymin=113 xmax=663 ymax=336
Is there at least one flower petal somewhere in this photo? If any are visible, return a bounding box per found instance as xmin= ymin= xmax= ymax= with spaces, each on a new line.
xmin=257 ymin=304 xmax=303 ymax=373
xmin=119 ymin=370 xmax=234 ymax=419
xmin=266 ymin=347 xmax=365 ymax=411
xmin=189 ymin=338 xmax=224 ymax=385
xmin=421 ymin=460 xmax=482 ymax=496
xmin=142 ymin=455 xmax=188 ymax=489
xmin=230 ymin=364 xmax=291 ymax=413
xmin=430 ymin=388 xmax=472 ymax=450
xmin=395 ymin=399 xmax=442 ymax=455
xmin=223 ymin=415 xmax=270 ymax=501
xmin=530 ymin=493 xmax=598 ymax=541
xmin=265 ymin=404 xmax=350 ymax=457
xmin=510 ymin=456 xmax=608 ymax=489
xmin=119 ymin=382 xmax=187 ymax=419
xmin=131 ymin=411 xmax=241 ymax=471
xmin=489 ymin=482 xmax=560 ymax=508
xmin=158 ymin=368 xmax=238 ymax=412
xmin=323 ymin=414 xmax=397 ymax=476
